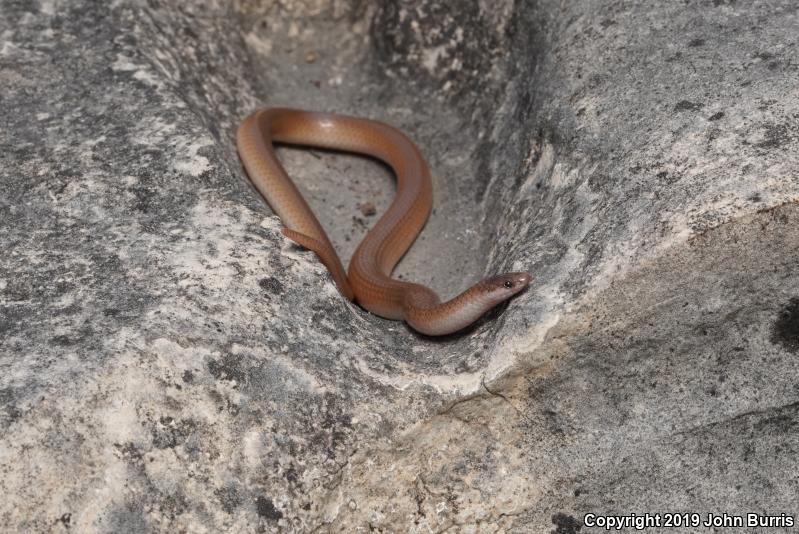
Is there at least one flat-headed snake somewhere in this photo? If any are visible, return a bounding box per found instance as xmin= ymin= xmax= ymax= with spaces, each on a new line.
xmin=236 ymin=108 xmax=531 ymax=336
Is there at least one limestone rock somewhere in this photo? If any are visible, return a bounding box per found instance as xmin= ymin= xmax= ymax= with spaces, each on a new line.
xmin=1 ymin=0 xmax=797 ymax=532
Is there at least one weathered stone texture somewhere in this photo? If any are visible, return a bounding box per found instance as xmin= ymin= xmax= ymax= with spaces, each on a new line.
xmin=1 ymin=0 xmax=797 ymax=532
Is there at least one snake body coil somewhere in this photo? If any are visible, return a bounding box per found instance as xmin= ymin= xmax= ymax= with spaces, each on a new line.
xmin=236 ymin=108 xmax=530 ymax=335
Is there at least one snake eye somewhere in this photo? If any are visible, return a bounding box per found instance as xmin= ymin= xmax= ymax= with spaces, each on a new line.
xmin=503 ymin=280 xmax=513 ymax=289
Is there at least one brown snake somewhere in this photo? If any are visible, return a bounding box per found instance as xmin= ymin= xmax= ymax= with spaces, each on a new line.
xmin=236 ymin=108 xmax=531 ymax=335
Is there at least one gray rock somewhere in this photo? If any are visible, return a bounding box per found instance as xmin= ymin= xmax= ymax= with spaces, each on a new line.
xmin=1 ymin=0 xmax=797 ymax=532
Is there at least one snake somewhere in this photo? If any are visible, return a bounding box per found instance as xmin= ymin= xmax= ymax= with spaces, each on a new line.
xmin=236 ymin=108 xmax=531 ymax=336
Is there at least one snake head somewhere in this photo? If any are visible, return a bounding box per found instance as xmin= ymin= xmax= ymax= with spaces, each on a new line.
xmin=483 ymin=272 xmax=532 ymax=304
xmin=407 ymin=271 xmax=532 ymax=336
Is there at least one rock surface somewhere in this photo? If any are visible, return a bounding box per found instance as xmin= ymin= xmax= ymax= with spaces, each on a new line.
xmin=1 ymin=0 xmax=798 ymax=532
